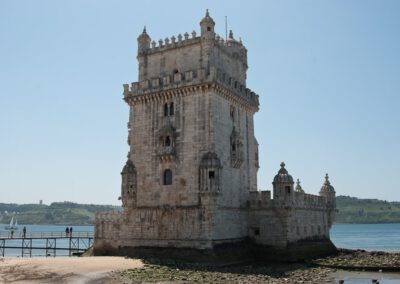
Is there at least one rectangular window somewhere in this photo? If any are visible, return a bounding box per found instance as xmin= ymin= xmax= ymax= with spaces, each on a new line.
xmin=208 ymin=171 xmax=215 ymax=179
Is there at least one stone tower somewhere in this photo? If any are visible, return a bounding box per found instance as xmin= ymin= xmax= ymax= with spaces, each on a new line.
xmin=95 ymin=11 xmax=259 ymax=253
xmin=94 ymin=11 xmax=337 ymax=260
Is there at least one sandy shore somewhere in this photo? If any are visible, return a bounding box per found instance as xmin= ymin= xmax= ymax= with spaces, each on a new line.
xmin=1 ymin=250 xmax=400 ymax=283
xmin=0 ymin=256 xmax=143 ymax=283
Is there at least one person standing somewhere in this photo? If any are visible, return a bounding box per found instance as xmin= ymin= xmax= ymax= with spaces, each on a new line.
xmin=22 ymin=226 xmax=26 ymax=238
xmin=65 ymin=227 xmax=69 ymax=237
xmin=69 ymin=227 xmax=73 ymax=237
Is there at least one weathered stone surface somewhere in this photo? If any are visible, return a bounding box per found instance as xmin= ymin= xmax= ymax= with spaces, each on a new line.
xmin=94 ymin=11 xmax=337 ymax=260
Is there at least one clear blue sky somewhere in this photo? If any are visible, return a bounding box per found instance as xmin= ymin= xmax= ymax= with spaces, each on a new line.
xmin=0 ymin=1 xmax=399 ymax=205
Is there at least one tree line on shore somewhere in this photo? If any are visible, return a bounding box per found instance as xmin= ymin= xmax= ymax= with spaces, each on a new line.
xmin=1 ymin=196 xmax=400 ymax=225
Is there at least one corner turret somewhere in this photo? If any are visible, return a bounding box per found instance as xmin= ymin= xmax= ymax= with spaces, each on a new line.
xmin=272 ymin=162 xmax=295 ymax=201
xmin=319 ymin=173 xmax=336 ymax=227
xmin=120 ymin=159 xmax=137 ymax=209
xmin=137 ymin=26 xmax=151 ymax=55
xmin=319 ymin=174 xmax=336 ymax=206
xmin=200 ymin=9 xmax=215 ymax=37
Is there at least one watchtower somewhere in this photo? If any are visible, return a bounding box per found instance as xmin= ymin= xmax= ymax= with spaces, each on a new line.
xmin=112 ymin=10 xmax=259 ymax=249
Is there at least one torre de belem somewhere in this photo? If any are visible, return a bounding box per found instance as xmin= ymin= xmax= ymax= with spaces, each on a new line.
xmin=94 ymin=11 xmax=337 ymax=260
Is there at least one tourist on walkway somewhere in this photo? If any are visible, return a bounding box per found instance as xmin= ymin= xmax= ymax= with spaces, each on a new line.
xmin=69 ymin=227 xmax=73 ymax=237
xmin=22 ymin=226 xmax=26 ymax=238
xmin=10 ymin=230 xmax=14 ymax=238
xmin=65 ymin=227 xmax=69 ymax=237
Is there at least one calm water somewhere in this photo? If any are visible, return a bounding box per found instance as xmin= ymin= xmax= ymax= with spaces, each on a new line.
xmin=0 ymin=224 xmax=94 ymax=257
xmin=1 ymin=223 xmax=399 ymax=257
xmin=331 ymin=223 xmax=400 ymax=252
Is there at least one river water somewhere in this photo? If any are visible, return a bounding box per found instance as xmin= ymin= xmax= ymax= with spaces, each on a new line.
xmin=1 ymin=223 xmax=399 ymax=257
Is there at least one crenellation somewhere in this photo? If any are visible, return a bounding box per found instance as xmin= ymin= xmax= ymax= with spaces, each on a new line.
xmin=124 ymin=67 xmax=259 ymax=109
xmin=95 ymin=10 xmax=336 ymax=260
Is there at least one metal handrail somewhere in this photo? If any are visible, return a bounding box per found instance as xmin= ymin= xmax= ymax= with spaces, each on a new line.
xmin=0 ymin=231 xmax=94 ymax=239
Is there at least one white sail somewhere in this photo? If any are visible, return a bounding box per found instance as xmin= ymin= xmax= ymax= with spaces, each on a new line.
xmin=9 ymin=216 xmax=14 ymax=226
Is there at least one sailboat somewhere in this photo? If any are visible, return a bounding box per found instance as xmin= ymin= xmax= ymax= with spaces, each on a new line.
xmin=5 ymin=216 xmax=18 ymax=230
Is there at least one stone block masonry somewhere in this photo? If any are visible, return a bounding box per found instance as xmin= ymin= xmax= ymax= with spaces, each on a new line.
xmin=94 ymin=10 xmax=337 ymax=262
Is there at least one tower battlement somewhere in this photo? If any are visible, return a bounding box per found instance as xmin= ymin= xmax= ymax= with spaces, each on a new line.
xmin=136 ymin=11 xmax=248 ymax=86
xmin=94 ymin=10 xmax=337 ymax=261
xmin=123 ymin=66 xmax=259 ymax=110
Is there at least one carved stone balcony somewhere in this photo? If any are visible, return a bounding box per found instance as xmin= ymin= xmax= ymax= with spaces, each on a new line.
xmin=158 ymin=145 xmax=176 ymax=162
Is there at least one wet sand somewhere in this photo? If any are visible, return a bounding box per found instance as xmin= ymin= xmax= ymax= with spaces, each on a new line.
xmin=1 ymin=251 xmax=400 ymax=283
xmin=0 ymin=256 xmax=143 ymax=283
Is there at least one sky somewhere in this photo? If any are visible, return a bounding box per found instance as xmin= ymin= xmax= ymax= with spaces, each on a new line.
xmin=0 ymin=0 xmax=399 ymax=205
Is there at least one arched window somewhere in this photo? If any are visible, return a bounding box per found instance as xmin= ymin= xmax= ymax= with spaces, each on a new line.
xmin=169 ymin=102 xmax=174 ymax=116
xmin=163 ymin=169 xmax=172 ymax=185
xmin=231 ymin=142 xmax=236 ymax=151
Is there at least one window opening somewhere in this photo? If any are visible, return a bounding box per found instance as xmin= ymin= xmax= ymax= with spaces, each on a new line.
xmin=164 ymin=103 xmax=169 ymax=116
xmin=169 ymin=102 xmax=174 ymax=116
xmin=163 ymin=169 xmax=172 ymax=185
xmin=208 ymin=171 xmax=215 ymax=179
xmin=165 ymin=136 xmax=171 ymax=147
xmin=285 ymin=186 xmax=291 ymax=194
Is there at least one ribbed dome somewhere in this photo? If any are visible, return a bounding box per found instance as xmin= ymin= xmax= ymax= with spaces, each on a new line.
xmin=295 ymin=179 xmax=304 ymax=193
xmin=273 ymin=162 xmax=294 ymax=184
xmin=200 ymin=9 xmax=215 ymax=26
xmin=320 ymin=174 xmax=335 ymax=193
xmin=122 ymin=160 xmax=135 ymax=174
xmin=138 ymin=26 xmax=150 ymax=40
xmin=200 ymin=152 xmax=222 ymax=168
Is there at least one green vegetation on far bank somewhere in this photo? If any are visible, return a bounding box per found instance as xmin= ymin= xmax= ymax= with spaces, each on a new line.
xmin=1 ymin=195 xmax=400 ymax=225
xmin=0 ymin=202 xmax=120 ymax=225
xmin=335 ymin=195 xmax=400 ymax=223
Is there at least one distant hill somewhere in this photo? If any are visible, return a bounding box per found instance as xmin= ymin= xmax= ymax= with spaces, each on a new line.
xmin=335 ymin=195 xmax=400 ymax=223
xmin=1 ymin=196 xmax=399 ymax=225
xmin=0 ymin=202 xmax=121 ymax=225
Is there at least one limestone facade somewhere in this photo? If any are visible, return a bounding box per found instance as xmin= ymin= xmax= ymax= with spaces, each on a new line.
xmin=94 ymin=11 xmax=336 ymax=255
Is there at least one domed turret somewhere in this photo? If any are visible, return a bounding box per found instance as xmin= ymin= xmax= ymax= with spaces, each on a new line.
xmin=319 ymin=173 xmax=336 ymax=227
xmin=200 ymin=9 xmax=215 ymax=36
xmin=120 ymin=160 xmax=137 ymax=208
xmin=121 ymin=159 xmax=135 ymax=175
xmin=137 ymin=26 xmax=151 ymax=54
xmin=295 ymin=179 xmax=304 ymax=193
xmin=319 ymin=174 xmax=335 ymax=194
xmin=273 ymin=162 xmax=294 ymax=184
xmin=272 ymin=162 xmax=295 ymax=201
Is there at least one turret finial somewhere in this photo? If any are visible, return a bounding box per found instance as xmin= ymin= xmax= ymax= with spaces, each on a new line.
xmin=280 ymin=162 xmax=285 ymax=168
xmin=324 ymin=173 xmax=331 ymax=185
xmin=206 ymin=9 xmax=209 ymax=17
xmin=296 ymin=178 xmax=300 ymax=186
xmin=229 ymin=30 xmax=234 ymax=39
xmin=143 ymin=26 xmax=147 ymax=34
